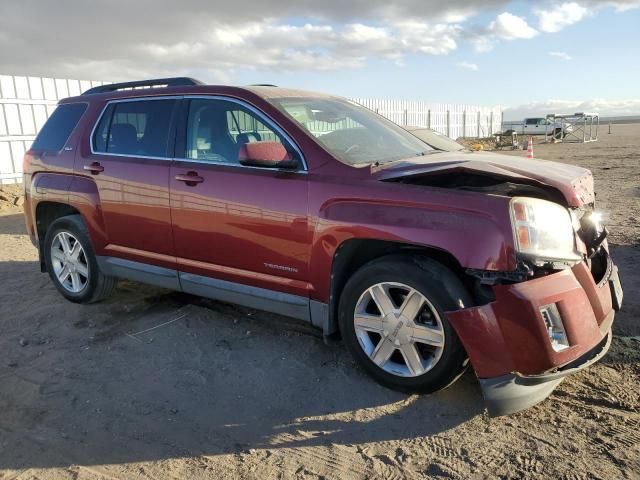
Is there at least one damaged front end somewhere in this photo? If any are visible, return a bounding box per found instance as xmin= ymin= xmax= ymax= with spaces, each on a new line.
xmin=380 ymin=156 xmax=622 ymax=415
xmin=458 ymin=194 xmax=619 ymax=415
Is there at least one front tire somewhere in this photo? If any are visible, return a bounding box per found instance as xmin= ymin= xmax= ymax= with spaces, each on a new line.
xmin=339 ymin=255 xmax=472 ymax=393
xmin=43 ymin=215 xmax=116 ymax=303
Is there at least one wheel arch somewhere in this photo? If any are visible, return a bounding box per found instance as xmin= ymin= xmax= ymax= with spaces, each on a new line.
xmin=325 ymin=238 xmax=471 ymax=338
xmin=35 ymin=202 xmax=82 ymax=271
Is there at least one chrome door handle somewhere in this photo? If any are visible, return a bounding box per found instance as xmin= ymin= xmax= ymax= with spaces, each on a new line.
xmin=83 ymin=162 xmax=104 ymax=174
xmin=175 ymin=172 xmax=204 ymax=186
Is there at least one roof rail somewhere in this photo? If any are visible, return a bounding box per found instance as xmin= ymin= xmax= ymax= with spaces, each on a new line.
xmin=82 ymin=77 xmax=204 ymax=95
xmin=249 ymin=84 xmax=278 ymax=87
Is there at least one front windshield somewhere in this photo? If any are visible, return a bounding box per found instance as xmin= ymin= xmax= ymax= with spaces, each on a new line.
xmin=407 ymin=128 xmax=465 ymax=152
xmin=269 ymin=97 xmax=433 ymax=166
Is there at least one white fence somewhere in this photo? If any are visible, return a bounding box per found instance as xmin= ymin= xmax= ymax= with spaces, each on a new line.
xmin=0 ymin=75 xmax=109 ymax=184
xmin=0 ymin=74 xmax=502 ymax=185
xmin=354 ymin=99 xmax=503 ymax=140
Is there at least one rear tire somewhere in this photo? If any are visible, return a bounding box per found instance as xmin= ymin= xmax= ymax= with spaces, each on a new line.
xmin=43 ymin=215 xmax=116 ymax=303
xmin=339 ymin=255 xmax=472 ymax=394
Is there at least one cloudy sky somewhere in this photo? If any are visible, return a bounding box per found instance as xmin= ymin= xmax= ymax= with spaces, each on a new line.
xmin=1 ymin=0 xmax=638 ymax=118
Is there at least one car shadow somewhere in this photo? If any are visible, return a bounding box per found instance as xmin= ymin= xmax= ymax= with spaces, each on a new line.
xmin=0 ymin=257 xmax=483 ymax=471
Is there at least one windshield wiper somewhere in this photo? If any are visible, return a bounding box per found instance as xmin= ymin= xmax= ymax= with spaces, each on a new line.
xmin=379 ymin=151 xmax=432 ymax=165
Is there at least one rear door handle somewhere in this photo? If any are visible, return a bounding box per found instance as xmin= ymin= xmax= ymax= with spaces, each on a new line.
xmin=175 ymin=172 xmax=204 ymax=186
xmin=83 ymin=162 xmax=104 ymax=174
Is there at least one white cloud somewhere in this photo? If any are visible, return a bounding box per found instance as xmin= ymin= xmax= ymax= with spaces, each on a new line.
xmin=488 ymin=12 xmax=539 ymax=39
xmin=468 ymin=11 xmax=537 ymax=52
xmin=0 ymin=0 xmax=634 ymax=80
xmin=90 ymin=20 xmax=462 ymax=80
xmin=457 ymin=61 xmax=479 ymax=70
xmin=395 ymin=22 xmax=461 ymax=55
xmin=585 ymin=0 xmax=640 ymax=11
xmin=469 ymin=36 xmax=496 ymax=53
xmin=504 ymin=98 xmax=640 ymax=119
xmin=535 ymin=2 xmax=590 ymax=33
xmin=0 ymin=1 xmax=473 ymax=80
xmin=549 ymin=51 xmax=572 ymax=60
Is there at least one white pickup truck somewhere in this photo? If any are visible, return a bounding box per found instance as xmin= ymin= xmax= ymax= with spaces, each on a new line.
xmin=502 ymin=117 xmax=572 ymax=138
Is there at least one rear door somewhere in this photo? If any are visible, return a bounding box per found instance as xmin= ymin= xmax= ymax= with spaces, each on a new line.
xmin=169 ymin=97 xmax=310 ymax=303
xmin=82 ymin=97 xmax=178 ymax=270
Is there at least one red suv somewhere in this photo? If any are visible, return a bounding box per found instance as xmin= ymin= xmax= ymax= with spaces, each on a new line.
xmin=22 ymin=78 xmax=622 ymax=415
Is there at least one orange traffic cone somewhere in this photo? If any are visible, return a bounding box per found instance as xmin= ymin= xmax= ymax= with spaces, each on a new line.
xmin=526 ymin=136 xmax=534 ymax=159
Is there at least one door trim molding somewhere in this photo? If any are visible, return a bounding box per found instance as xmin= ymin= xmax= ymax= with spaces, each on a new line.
xmin=180 ymin=272 xmax=310 ymax=321
xmin=177 ymin=256 xmax=310 ymax=293
xmin=95 ymin=256 xmax=331 ymax=333
xmin=97 ymin=256 xmax=180 ymax=290
xmin=104 ymin=244 xmax=176 ymax=264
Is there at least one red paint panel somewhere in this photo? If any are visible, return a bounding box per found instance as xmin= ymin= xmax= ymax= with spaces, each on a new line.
xmin=448 ymin=264 xmax=614 ymax=378
xmin=170 ymin=161 xmax=311 ymax=296
xmin=308 ymin=177 xmax=515 ymax=302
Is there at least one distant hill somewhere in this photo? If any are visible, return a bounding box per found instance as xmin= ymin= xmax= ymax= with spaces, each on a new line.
xmin=600 ymin=115 xmax=640 ymax=124
xmin=503 ymin=114 xmax=640 ymax=124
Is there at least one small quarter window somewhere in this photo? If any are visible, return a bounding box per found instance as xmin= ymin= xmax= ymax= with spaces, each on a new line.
xmin=92 ymin=99 xmax=176 ymax=158
xmin=93 ymin=104 xmax=114 ymax=153
xmin=31 ymin=103 xmax=87 ymax=151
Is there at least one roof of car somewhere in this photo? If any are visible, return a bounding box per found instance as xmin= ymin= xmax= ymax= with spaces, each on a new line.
xmin=71 ymin=77 xmax=339 ymax=103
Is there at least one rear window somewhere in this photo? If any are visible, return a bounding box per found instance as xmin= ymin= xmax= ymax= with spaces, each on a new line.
xmin=31 ymin=103 xmax=87 ymax=151
xmin=92 ymin=99 xmax=176 ymax=158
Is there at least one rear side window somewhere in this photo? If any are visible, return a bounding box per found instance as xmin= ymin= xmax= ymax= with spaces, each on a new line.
xmin=92 ymin=99 xmax=176 ymax=158
xmin=31 ymin=103 xmax=87 ymax=151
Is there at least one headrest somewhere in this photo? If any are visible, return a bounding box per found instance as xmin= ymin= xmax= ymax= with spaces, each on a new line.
xmin=109 ymin=123 xmax=138 ymax=152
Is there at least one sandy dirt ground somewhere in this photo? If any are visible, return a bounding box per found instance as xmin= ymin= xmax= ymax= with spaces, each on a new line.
xmin=0 ymin=124 xmax=638 ymax=479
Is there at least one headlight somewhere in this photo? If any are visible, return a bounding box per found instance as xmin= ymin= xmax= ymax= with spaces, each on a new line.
xmin=510 ymin=197 xmax=581 ymax=264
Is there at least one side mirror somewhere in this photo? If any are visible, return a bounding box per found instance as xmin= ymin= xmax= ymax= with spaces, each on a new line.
xmin=239 ymin=141 xmax=299 ymax=169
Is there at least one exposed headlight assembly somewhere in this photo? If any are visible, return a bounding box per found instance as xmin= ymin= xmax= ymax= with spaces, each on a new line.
xmin=510 ymin=197 xmax=581 ymax=265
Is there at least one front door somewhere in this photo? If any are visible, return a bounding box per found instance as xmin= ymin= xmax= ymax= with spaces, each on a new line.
xmin=169 ymin=97 xmax=310 ymax=302
xmin=82 ymin=97 xmax=178 ymax=269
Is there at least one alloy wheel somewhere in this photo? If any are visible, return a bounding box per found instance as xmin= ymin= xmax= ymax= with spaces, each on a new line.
xmin=50 ymin=231 xmax=89 ymax=293
xmin=353 ymin=282 xmax=445 ymax=377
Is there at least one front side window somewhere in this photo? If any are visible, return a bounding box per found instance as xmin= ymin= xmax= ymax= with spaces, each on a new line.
xmin=92 ymin=99 xmax=176 ymax=157
xmin=268 ymin=97 xmax=432 ymax=166
xmin=32 ymin=103 xmax=87 ymax=151
xmin=185 ymin=99 xmax=297 ymax=165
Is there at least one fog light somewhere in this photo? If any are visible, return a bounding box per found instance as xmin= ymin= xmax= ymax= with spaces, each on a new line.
xmin=540 ymin=304 xmax=570 ymax=352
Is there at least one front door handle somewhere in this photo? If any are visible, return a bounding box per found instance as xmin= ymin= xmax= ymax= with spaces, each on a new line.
xmin=83 ymin=162 xmax=104 ymax=175
xmin=175 ymin=172 xmax=204 ymax=186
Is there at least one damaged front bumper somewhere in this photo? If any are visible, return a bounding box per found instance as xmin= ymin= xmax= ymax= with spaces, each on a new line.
xmin=447 ymin=259 xmax=621 ymax=416
xmin=480 ymin=331 xmax=611 ymax=416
